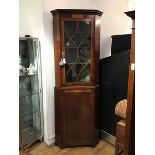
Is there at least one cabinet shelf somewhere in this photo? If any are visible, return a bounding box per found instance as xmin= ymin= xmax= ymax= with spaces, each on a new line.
xmin=20 ymin=110 xmax=39 ymax=118
xmin=19 ymin=92 xmax=40 ymax=98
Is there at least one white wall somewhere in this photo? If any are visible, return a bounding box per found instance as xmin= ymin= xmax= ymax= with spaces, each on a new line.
xmin=19 ymin=0 xmax=44 ymax=39
xmin=127 ymin=0 xmax=135 ymax=10
xmin=19 ymin=0 xmax=54 ymax=145
xmin=20 ymin=0 xmax=135 ymax=146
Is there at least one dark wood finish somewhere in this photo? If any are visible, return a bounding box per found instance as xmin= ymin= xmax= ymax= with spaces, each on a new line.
xmin=124 ymin=11 xmax=135 ymax=20
xmin=115 ymin=120 xmax=125 ymax=155
xmin=124 ymin=10 xmax=135 ymax=155
xmin=51 ymin=9 xmax=103 ymax=16
xmin=53 ymin=14 xmax=62 ymax=87
xmin=62 ymin=87 xmax=94 ymax=146
xmin=51 ymin=9 xmax=103 ymax=147
xmin=54 ymin=86 xmax=99 ymax=148
xmin=94 ymin=16 xmax=101 ymax=85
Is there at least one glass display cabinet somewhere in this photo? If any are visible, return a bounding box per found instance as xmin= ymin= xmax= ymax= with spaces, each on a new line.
xmin=19 ymin=37 xmax=43 ymax=150
xmin=51 ymin=9 xmax=103 ymax=148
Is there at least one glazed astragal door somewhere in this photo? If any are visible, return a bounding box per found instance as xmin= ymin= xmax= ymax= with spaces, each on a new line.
xmin=61 ymin=18 xmax=94 ymax=85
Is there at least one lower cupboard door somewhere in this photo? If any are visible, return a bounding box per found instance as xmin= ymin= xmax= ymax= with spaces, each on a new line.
xmin=61 ymin=88 xmax=95 ymax=146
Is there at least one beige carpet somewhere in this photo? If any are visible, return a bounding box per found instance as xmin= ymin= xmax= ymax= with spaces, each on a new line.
xmin=30 ymin=140 xmax=115 ymax=155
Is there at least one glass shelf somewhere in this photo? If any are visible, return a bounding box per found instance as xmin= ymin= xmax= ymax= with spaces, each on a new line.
xmin=19 ymin=93 xmax=40 ymax=117
xmin=19 ymin=92 xmax=40 ymax=98
xmin=19 ymin=73 xmax=37 ymax=77
xmin=20 ymin=111 xmax=40 ymax=118
xmin=19 ymin=74 xmax=39 ymax=97
xmin=20 ymin=111 xmax=41 ymax=130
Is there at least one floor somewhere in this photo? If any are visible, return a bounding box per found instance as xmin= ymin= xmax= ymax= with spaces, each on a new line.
xmin=30 ymin=140 xmax=115 ymax=155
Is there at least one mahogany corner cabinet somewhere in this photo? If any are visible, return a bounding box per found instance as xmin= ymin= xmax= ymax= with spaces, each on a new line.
xmin=51 ymin=9 xmax=103 ymax=148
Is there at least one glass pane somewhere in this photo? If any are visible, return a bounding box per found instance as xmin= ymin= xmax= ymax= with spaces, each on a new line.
xmin=72 ymin=32 xmax=84 ymax=46
xmin=79 ymin=64 xmax=90 ymax=82
xmin=19 ymin=76 xmax=31 ymax=97
xmin=66 ymin=48 xmax=77 ymax=63
xmin=19 ymin=74 xmax=39 ymax=97
xmin=79 ymin=21 xmax=91 ymax=32
xmin=20 ymin=113 xmax=33 ymax=129
xmin=65 ymin=64 xmax=91 ymax=82
xmin=28 ymin=40 xmax=38 ymax=73
xmin=78 ymin=48 xmax=90 ymax=63
xmin=64 ymin=21 xmax=77 ymax=33
xmin=20 ymin=96 xmax=33 ymax=116
xmin=30 ymin=74 xmax=39 ymax=94
xmin=20 ymin=111 xmax=41 ymax=146
xmin=19 ymin=40 xmax=29 ymax=68
xmin=19 ymin=41 xmax=29 ymax=76
xmin=20 ymin=127 xmax=38 ymax=146
xmin=65 ymin=34 xmax=76 ymax=48
xmin=19 ymin=94 xmax=40 ymax=117
xmin=19 ymin=40 xmax=38 ymax=77
xmin=64 ymin=21 xmax=91 ymax=83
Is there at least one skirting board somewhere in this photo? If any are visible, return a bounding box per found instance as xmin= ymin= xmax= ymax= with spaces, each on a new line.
xmin=44 ymin=136 xmax=55 ymax=147
xmin=101 ymin=130 xmax=116 ymax=146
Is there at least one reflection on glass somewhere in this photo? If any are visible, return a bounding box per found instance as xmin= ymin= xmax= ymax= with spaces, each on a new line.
xmin=30 ymin=74 xmax=39 ymax=94
xmin=19 ymin=74 xmax=39 ymax=97
xmin=65 ymin=64 xmax=90 ymax=82
xmin=19 ymin=76 xmax=31 ymax=97
xmin=19 ymin=94 xmax=40 ymax=117
xmin=19 ymin=41 xmax=29 ymax=68
xmin=19 ymin=40 xmax=38 ymax=76
xmin=20 ymin=111 xmax=41 ymax=146
xmin=64 ymin=21 xmax=91 ymax=82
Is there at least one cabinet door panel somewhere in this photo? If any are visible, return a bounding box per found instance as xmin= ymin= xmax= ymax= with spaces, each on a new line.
xmin=61 ymin=18 xmax=95 ymax=85
xmin=61 ymin=88 xmax=95 ymax=145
